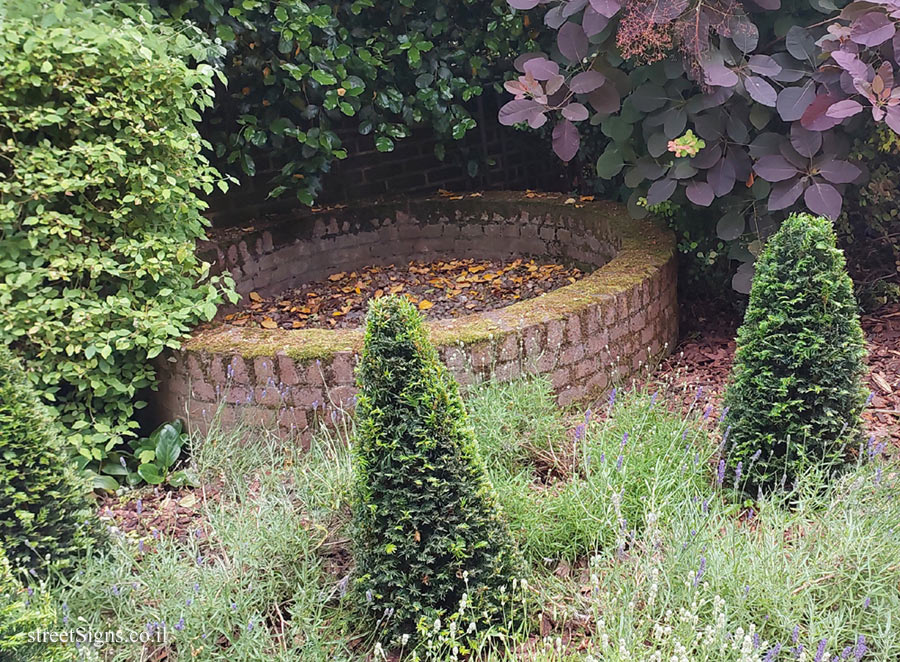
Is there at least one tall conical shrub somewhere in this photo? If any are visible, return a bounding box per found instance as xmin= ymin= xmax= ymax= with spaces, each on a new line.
xmin=722 ymin=213 xmax=867 ymax=491
xmin=0 ymin=346 xmax=100 ymax=573
xmin=351 ymin=296 xmax=518 ymax=641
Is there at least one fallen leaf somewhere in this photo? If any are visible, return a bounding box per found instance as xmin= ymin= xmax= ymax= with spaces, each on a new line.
xmin=249 ymin=292 xmax=263 ymax=303
xmin=419 ymin=300 xmax=434 ymax=310
xmin=328 ymin=272 xmax=346 ymax=282
xmin=260 ymin=318 xmax=278 ymax=329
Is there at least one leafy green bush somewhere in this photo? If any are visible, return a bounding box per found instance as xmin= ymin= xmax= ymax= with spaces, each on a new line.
xmin=0 ymin=346 xmax=101 ymax=575
xmin=0 ymin=3 xmax=237 ymax=481
xmin=151 ymin=0 xmax=537 ymax=203
xmin=722 ymin=213 xmax=868 ymax=491
xmin=351 ymin=296 xmax=518 ymax=642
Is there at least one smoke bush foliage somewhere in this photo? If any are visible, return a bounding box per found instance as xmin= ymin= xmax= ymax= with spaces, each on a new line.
xmin=501 ymin=0 xmax=900 ymax=289
xmin=351 ymin=296 xmax=518 ymax=643
xmin=721 ymin=214 xmax=867 ymax=491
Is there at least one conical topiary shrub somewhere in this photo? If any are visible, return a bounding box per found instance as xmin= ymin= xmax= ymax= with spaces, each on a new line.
xmin=351 ymin=296 xmax=518 ymax=642
xmin=722 ymin=213 xmax=867 ymax=491
xmin=0 ymin=346 xmax=101 ymax=573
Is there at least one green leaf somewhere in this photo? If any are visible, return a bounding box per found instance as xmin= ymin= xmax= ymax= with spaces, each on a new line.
xmin=375 ymin=136 xmax=394 ymax=152
xmin=137 ymin=463 xmax=165 ymax=485
xmin=154 ymin=423 xmax=182 ymax=470
xmin=92 ymin=475 xmax=120 ymax=492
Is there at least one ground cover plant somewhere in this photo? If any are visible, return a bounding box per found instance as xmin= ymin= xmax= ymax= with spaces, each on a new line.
xmin=34 ymin=374 xmax=898 ymax=662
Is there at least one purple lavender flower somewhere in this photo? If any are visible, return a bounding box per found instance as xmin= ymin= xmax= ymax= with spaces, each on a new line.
xmin=616 ymin=454 xmax=624 ymax=471
xmin=231 ymin=602 xmax=237 ymax=610
xmin=703 ymin=405 xmax=712 ymax=420
xmin=863 ymin=597 xmax=871 ymax=609
xmin=716 ymin=459 xmax=726 ymax=486
xmin=574 ymin=424 xmax=585 ymax=441
xmin=608 ymin=387 xmax=617 ymax=409
xmin=793 ymin=644 xmax=804 ymax=660
xmin=621 ymin=432 xmax=628 ymax=448
xmin=693 ymin=557 xmax=706 ymax=587
xmin=750 ymin=449 xmax=762 ymax=463
xmin=865 ymin=391 xmax=874 ymax=406
xmin=854 ymin=635 xmax=867 ymax=660
xmin=650 ymin=391 xmax=658 ymax=406
xmin=792 ymin=626 xmax=799 ymax=643
xmin=247 ymin=620 xmax=253 ymax=632
xmin=841 ymin=645 xmax=852 ymax=659
xmin=753 ymin=632 xmax=760 ymax=649
xmin=175 ymin=617 xmax=185 ymax=631
xmin=814 ymin=639 xmax=828 ymax=662
xmin=584 ymin=408 xmax=592 ymax=424
xmin=734 ymin=461 xmax=743 ymax=489
xmin=763 ymin=643 xmax=782 ymax=662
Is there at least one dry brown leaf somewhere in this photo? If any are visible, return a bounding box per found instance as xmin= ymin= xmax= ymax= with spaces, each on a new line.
xmin=260 ymin=318 xmax=278 ymax=329
xmin=249 ymin=292 xmax=263 ymax=303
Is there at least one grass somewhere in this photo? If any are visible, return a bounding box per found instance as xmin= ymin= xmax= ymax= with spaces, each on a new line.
xmin=22 ymin=377 xmax=900 ymax=661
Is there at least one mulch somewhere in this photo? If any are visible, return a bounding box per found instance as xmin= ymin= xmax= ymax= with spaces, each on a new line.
xmin=224 ymin=257 xmax=585 ymax=330
xmin=648 ymin=300 xmax=900 ymax=448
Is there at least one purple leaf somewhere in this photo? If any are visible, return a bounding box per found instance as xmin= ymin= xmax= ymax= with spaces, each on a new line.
xmin=570 ymin=71 xmax=606 ymax=94
xmin=790 ymin=123 xmax=822 ymax=157
xmin=648 ymin=0 xmax=688 ymax=23
xmin=776 ymin=84 xmax=816 ymax=122
xmin=562 ymin=102 xmax=590 ymax=121
xmin=801 ymin=93 xmax=843 ymax=131
xmin=818 ymin=159 xmax=862 ymax=184
xmin=703 ymin=62 xmax=739 ymax=88
xmin=768 ymin=177 xmax=806 ymax=211
xmin=754 ymin=155 xmax=800 ymax=182
xmin=831 ymin=51 xmax=868 ymax=79
xmin=583 ymin=7 xmax=610 ymax=36
xmin=647 ymin=178 xmax=677 ymax=205
xmin=508 ymin=0 xmax=541 ymax=8
xmin=825 ymin=99 xmax=864 ymax=119
xmin=748 ymin=55 xmax=782 ymax=77
xmin=514 ymin=52 xmax=547 ymax=73
xmin=885 ymin=105 xmax=900 ymax=134
xmin=588 ymin=85 xmax=620 ymax=114
xmin=804 ymin=182 xmax=842 ymax=218
xmin=629 ymin=84 xmax=669 ymax=112
xmin=686 ymin=181 xmax=715 ymax=206
xmin=728 ymin=15 xmax=759 ymax=54
xmin=590 ymin=0 xmax=622 ymax=18
xmin=552 ymin=119 xmax=581 ymax=161
xmin=544 ymin=5 xmax=567 ymax=29
xmin=523 ymin=58 xmax=560 ymax=81
xmin=745 ymin=76 xmax=778 ymax=107
xmin=499 ymin=99 xmax=546 ymax=126
xmin=786 ymin=26 xmax=816 ymax=61
xmin=850 ymin=12 xmax=896 ymax=47
xmin=693 ymin=144 xmax=723 ymax=169
xmin=771 ymin=53 xmax=806 ymax=83
xmin=708 ymin=157 xmax=736 ymax=196
xmin=558 ymin=22 xmax=589 ymax=62
xmin=562 ymin=0 xmax=589 ymax=18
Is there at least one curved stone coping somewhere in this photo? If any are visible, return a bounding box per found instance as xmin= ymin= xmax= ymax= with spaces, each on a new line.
xmin=154 ymin=192 xmax=678 ymax=442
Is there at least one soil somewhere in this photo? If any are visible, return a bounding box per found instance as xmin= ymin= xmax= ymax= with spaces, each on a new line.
xmin=223 ymin=257 xmax=586 ymax=330
xmin=648 ymin=300 xmax=900 ymax=448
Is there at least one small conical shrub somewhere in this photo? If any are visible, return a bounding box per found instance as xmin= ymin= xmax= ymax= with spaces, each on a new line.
xmin=722 ymin=213 xmax=867 ymax=491
xmin=351 ymin=296 xmax=518 ymax=642
xmin=0 ymin=346 xmax=100 ymax=573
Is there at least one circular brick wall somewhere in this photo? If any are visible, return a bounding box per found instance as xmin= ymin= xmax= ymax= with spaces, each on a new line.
xmin=154 ymin=192 xmax=678 ymax=443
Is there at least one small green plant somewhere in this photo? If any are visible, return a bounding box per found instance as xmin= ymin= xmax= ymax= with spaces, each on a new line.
xmin=108 ymin=421 xmax=199 ymax=488
xmin=0 ymin=346 xmax=101 ymax=575
xmin=351 ymin=296 xmax=518 ymax=643
xmin=722 ymin=213 xmax=868 ymax=491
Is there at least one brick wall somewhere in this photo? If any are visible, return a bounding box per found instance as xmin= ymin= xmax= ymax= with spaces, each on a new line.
xmin=153 ymin=193 xmax=678 ymax=444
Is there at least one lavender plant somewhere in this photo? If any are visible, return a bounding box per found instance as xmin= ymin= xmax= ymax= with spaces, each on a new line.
xmin=500 ymin=0 xmax=900 ymax=290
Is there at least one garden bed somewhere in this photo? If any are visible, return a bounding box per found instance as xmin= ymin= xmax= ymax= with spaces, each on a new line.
xmin=153 ymin=192 xmax=678 ymax=442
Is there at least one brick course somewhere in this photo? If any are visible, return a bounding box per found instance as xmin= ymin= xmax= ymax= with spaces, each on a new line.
xmin=153 ymin=192 xmax=677 ymax=444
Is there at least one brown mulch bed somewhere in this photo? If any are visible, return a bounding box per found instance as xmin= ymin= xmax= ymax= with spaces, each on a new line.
xmin=224 ymin=257 xmax=586 ymax=330
xmin=97 ymin=482 xmax=221 ymax=546
xmin=649 ymin=300 xmax=900 ymax=448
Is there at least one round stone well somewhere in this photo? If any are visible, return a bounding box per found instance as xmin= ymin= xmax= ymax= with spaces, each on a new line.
xmin=154 ymin=192 xmax=678 ymax=443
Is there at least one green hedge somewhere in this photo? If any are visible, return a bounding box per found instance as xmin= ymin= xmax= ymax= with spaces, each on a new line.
xmin=0 ymin=346 xmax=101 ymax=575
xmin=722 ymin=214 xmax=868 ymax=491
xmin=0 ymin=3 xmax=237 ymax=482
xmin=351 ymin=296 xmax=518 ymax=642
